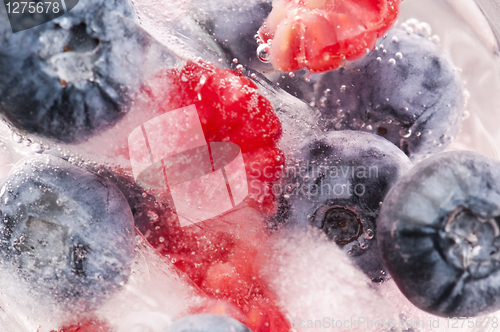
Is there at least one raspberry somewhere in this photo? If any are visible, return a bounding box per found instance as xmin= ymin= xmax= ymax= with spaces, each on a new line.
xmin=142 ymin=59 xmax=285 ymax=213
xmin=258 ymin=0 xmax=400 ymax=72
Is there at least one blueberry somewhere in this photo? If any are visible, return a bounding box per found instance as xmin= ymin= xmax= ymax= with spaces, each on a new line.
xmin=314 ymin=27 xmax=464 ymax=160
xmin=85 ymin=164 xmax=178 ymax=250
xmin=169 ymin=314 xmax=252 ymax=332
xmin=377 ymin=151 xmax=500 ymax=317
xmin=0 ymin=0 xmax=164 ymax=143
xmin=277 ymin=131 xmax=412 ymax=281
xmin=189 ymin=0 xmax=272 ymax=71
xmin=0 ymin=154 xmax=135 ymax=310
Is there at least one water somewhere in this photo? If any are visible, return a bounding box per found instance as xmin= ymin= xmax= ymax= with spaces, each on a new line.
xmin=0 ymin=0 xmax=500 ymax=331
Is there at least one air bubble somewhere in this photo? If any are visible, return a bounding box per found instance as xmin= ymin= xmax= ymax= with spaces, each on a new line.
xmin=376 ymin=57 xmax=382 ymax=62
xmin=417 ymin=22 xmax=432 ymax=37
xmin=32 ymin=143 xmax=44 ymax=154
xmin=236 ymin=64 xmax=244 ymax=73
xmin=218 ymin=59 xmax=223 ymax=64
xmin=391 ymin=36 xmax=399 ymax=43
xmin=406 ymin=27 xmax=414 ymax=34
xmin=251 ymin=73 xmax=257 ymax=79
xmin=388 ymin=58 xmax=396 ymax=65
xmin=319 ymin=96 xmax=328 ymax=108
xmin=288 ymin=72 xmax=295 ymax=78
xmin=366 ymin=125 xmax=373 ymax=131
xmin=257 ymin=44 xmax=271 ymax=63
xmin=365 ymin=229 xmax=374 ymax=239
xmin=323 ymin=88 xmax=331 ymax=97
xmin=11 ymin=132 xmax=22 ymax=143
xmin=463 ymin=110 xmax=470 ymax=120
xmin=232 ymin=58 xmax=238 ymax=64
xmin=395 ymin=52 xmax=403 ymax=59
xmin=399 ymin=128 xmax=412 ymax=138
xmin=429 ymin=35 xmax=440 ymax=44
xmin=405 ymin=18 xmax=420 ymax=30
xmin=340 ymin=85 xmax=346 ymax=93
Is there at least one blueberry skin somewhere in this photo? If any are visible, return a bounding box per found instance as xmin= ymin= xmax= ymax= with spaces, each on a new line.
xmin=190 ymin=0 xmax=272 ymax=71
xmin=314 ymin=28 xmax=464 ymax=160
xmin=169 ymin=314 xmax=252 ymax=332
xmin=0 ymin=154 xmax=135 ymax=310
xmin=378 ymin=151 xmax=500 ymax=317
xmin=0 ymin=0 xmax=155 ymax=143
xmin=280 ymin=131 xmax=412 ymax=281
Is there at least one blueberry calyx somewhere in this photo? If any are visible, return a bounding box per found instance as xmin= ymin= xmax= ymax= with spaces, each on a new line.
xmin=312 ymin=205 xmax=363 ymax=245
xmin=441 ymin=206 xmax=500 ymax=279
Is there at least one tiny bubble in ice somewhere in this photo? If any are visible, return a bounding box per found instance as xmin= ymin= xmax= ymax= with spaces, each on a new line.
xmin=399 ymin=128 xmax=412 ymax=138
xmin=429 ymin=35 xmax=440 ymax=44
xmin=257 ymin=44 xmax=271 ymax=63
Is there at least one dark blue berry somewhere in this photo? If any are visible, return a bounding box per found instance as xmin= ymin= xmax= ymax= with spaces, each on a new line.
xmin=378 ymin=151 xmax=500 ymax=317
xmin=189 ymin=0 xmax=272 ymax=71
xmin=0 ymin=154 xmax=135 ymax=310
xmin=0 ymin=0 xmax=164 ymax=143
xmin=314 ymin=28 xmax=464 ymax=159
xmin=277 ymin=130 xmax=412 ymax=281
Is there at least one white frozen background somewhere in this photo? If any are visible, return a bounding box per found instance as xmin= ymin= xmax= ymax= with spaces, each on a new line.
xmin=0 ymin=0 xmax=500 ymax=331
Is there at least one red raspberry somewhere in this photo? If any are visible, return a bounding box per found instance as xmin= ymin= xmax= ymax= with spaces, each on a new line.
xmin=142 ymin=59 xmax=285 ymax=213
xmin=258 ymin=0 xmax=401 ymax=72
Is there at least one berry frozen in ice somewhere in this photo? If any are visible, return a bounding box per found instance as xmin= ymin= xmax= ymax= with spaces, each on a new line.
xmin=258 ymin=0 xmax=401 ymax=72
xmin=277 ymin=131 xmax=412 ymax=280
xmin=141 ymin=59 xmax=285 ymax=213
xmin=52 ymin=319 xmax=110 ymax=332
xmin=378 ymin=151 xmax=500 ymax=317
xmin=315 ymin=27 xmax=464 ymax=159
xmin=0 ymin=154 xmax=135 ymax=310
xmin=170 ymin=314 xmax=252 ymax=332
xmin=96 ymin=164 xmax=289 ymax=332
xmin=190 ymin=0 xmax=273 ymax=71
xmin=0 ymin=0 xmax=161 ymax=143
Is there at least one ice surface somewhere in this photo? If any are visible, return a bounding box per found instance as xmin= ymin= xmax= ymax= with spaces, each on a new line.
xmin=0 ymin=0 xmax=500 ymax=330
xmin=95 ymin=236 xmax=204 ymax=332
xmin=0 ymin=235 xmax=203 ymax=332
xmin=257 ymin=229 xmax=400 ymax=332
xmin=131 ymin=0 xmax=224 ymax=63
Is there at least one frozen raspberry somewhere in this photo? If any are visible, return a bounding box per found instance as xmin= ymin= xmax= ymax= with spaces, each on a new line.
xmin=141 ymin=59 xmax=285 ymax=213
xmin=258 ymin=0 xmax=400 ymax=72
